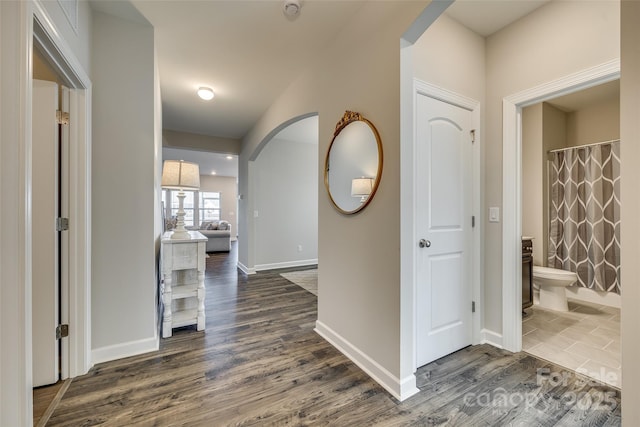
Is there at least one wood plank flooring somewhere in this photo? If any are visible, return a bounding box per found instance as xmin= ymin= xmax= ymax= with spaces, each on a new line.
xmin=46 ymin=243 xmax=621 ymax=426
xmin=33 ymin=380 xmax=68 ymax=426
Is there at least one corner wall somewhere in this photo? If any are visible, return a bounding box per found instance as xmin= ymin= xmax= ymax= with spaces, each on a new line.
xmin=239 ymin=1 xmax=428 ymax=397
xmin=485 ymin=0 xmax=619 ymax=336
xmin=566 ymin=95 xmax=620 ymax=146
xmin=254 ymin=137 xmax=318 ymax=269
xmin=91 ymin=11 xmax=158 ymax=362
xmin=620 ymin=0 xmax=640 ymax=422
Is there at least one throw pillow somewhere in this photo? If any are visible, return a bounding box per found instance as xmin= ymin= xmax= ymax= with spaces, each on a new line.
xmin=218 ymin=221 xmax=229 ymax=230
xmin=200 ymin=221 xmax=212 ymax=230
xmin=207 ymin=221 xmax=219 ymax=230
xmin=165 ymin=216 xmax=177 ymax=231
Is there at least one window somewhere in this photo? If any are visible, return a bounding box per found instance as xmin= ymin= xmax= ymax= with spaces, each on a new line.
xmin=162 ymin=190 xmax=221 ymax=227
xmin=200 ymin=192 xmax=221 ymax=221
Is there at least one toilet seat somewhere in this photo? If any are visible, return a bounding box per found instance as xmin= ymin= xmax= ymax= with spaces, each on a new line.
xmin=532 ymin=266 xmax=577 ymax=284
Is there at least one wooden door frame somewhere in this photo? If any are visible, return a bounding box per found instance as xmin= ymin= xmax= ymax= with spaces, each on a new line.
xmin=500 ymin=59 xmax=620 ymax=352
xmin=0 ymin=1 xmax=92 ymax=423
xmin=33 ymin=0 xmax=92 ymax=381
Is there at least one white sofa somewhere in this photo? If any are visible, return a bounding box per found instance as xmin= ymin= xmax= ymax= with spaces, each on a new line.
xmin=195 ymin=220 xmax=231 ymax=252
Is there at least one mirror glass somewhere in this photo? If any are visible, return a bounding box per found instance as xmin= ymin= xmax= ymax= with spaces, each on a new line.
xmin=325 ymin=111 xmax=383 ymax=214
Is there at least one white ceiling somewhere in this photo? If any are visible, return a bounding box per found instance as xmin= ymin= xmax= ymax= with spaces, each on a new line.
xmin=130 ymin=0 xmax=366 ymax=139
xmin=445 ymin=0 xmax=551 ymax=37
xmin=162 ymin=115 xmax=318 ymax=177
xmin=120 ymin=0 xmax=562 ymax=175
xmin=162 ymin=148 xmax=238 ymax=178
xmin=123 ymin=0 xmax=556 ymax=142
xmin=545 ymin=79 xmax=620 ymax=112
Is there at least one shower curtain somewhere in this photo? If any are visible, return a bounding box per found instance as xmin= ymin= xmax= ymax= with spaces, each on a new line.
xmin=548 ymin=141 xmax=621 ymax=294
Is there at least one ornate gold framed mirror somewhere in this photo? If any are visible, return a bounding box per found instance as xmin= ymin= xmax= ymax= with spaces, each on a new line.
xmin=324 ymin=111 xmax=383 ymax=215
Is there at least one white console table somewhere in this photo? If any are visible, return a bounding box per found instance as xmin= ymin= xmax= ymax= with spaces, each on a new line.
xmin=161 ymin=230 xmax=207 ymax=338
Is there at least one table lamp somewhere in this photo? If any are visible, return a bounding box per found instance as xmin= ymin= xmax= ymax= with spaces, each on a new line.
xmin=161 ymin=160 xmax=200 ymax=239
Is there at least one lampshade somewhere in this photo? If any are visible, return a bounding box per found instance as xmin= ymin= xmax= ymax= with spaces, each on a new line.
xmin=161 ymin=160 xmax=200 ymax=190
xmin=351 ymin=177 xmax=373 ymax=197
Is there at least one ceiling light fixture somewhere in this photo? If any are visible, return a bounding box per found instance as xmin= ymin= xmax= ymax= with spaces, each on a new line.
xmin=283 ymin=0 xmax=300 ymax=16
xmin=226 ymin=155 xmax=233 ymax=160
xmin=211 ymin=171 xmax=217 ymax=175
xmin=197 ymin=87 xmax=215 ymax=101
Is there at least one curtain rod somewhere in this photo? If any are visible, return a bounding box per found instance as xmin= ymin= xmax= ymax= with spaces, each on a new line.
xmin=548 ymin=139 xmax=620 ymax=154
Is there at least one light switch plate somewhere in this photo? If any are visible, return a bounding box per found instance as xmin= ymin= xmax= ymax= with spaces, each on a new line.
xmin=489 ymin=207 xmax=500 ymax=223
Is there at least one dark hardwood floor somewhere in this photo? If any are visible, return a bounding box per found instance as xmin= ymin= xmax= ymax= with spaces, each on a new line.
xmin=46 ymin=243 xmax=621 ymax=426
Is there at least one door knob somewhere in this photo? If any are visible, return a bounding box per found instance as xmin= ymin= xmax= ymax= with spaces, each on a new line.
xmin=419 ymin=239 xmax=431 ymax=248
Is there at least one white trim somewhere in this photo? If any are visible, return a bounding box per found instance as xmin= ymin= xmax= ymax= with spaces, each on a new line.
xmin=254 ymin=259 xmax=318 ymax=272
xmin=1 ymin=2 xmax=33 ymax=424
xmin=414 ymin=80 xmax=478 ymax=111
xmin=480 ymin=329 xmax=503 ymax=349
xmin=501 ymin=59 xmax=620 ymax=353
xmin=315 ymin=320 xmax=419 ymax=402
xmin=237 ymin=261 xmax=256 ymax=275
xmin=565 ymin=286 xmax=621 ymax=308
xmin=32 ymin=0 xmax=93 ymax=377
xmin=410 ymin=79 xmax=483 ymax=363
xmin=0 ymin=1 xmax=92 ymax=422
xmin=91 ymin=336 xmax=159 ymax=365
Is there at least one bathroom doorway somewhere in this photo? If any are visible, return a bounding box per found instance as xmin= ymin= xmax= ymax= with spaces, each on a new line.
xmin=520 ymin=79 xmax=621 ymax=388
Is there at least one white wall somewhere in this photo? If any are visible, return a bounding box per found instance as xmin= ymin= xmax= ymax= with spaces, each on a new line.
xmin=522 ymin=104 xmax=544 ymax=265
xmin=413 ymin=13 xmax=485 ymax=103
xmin=39 ymin=0 xmax=93 ymax=75
xmin=522 ymin=103 xmax=567 ymax=265
xmin=1 ymin=3 xmax=31 ymax=423
xmin=484 ymin=0 xmax=619 ymax=335
xmin=254 ymin=137 xmax=318 ymax=269
xmin=91 ymin=11 xmax=158 ymax=361
xmin=238 ymin=1 xmax=428 ymax=398
xmin=410 ymin=10 xmax=485 ymax=359
xmin=620 ymin=2 xmax=640 ymax=421
xmin=566 ymin=95 xmax=620 ymax=146
xmin=199 ymin=175 xmax=238 ymax=239
xmin=2 ymin=0 xmax=93 ymax=424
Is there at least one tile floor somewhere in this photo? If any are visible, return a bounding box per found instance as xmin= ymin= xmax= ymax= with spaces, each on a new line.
xmin=522 ymin=298 xmax=621 ymax=388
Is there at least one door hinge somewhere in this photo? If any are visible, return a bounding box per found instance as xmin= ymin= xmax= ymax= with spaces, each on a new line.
xmin=472 ymin=216 xmax=475 ymax=228
xmin=472 ymin=301 xmax=476 ymax=313
xmin=56 ymin=324 xmax=69 ymax=339
xmin=470 ymin=129 xmax=476 ymax=143
xmin=56 ymin=110 xmax=70 ymax=125
xmin=56 ymin=217 xmax=69 ymax=231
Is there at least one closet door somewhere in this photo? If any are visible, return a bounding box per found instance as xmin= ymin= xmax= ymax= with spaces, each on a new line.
xmin=32 ymin=79 xmax=60 ymax=387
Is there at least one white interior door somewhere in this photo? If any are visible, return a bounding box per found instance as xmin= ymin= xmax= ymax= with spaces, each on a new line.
xmin=32 ymin=79 xmax=60 ymax=387
xmin=416 ymin=93 xmax=473 ymax=368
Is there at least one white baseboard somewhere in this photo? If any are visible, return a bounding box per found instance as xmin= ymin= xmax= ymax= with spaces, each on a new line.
xmin=565 ymin=286 xmax=621 ymax=308
xmin=314 ymin=320 xmax=419 ymax=402
xmin=237 ymin=261 xmax=256 ymax=275
xmin=480 ymin=329 xmax=503 ymax=349
xmin=92 ymin=336 xmax=159 ymax=365
xmin=255 ymin=259 xmax=318 ymax=272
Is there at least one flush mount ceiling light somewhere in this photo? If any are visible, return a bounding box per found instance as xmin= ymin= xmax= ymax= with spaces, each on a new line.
xmin=283 ymin=0 xmax=300 ymax=16
xmin=226 ymin=155 xmax=233 ymax=160
xmin=197 ymin=87 xmax=215 ymax=101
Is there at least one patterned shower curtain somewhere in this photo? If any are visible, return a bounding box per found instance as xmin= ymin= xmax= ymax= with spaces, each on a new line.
xmin=548 ymin=141 xmax=621 ymax=294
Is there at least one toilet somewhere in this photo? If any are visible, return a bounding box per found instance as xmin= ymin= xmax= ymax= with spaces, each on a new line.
xmin=532 ymin=266 xmax=577 ymax=312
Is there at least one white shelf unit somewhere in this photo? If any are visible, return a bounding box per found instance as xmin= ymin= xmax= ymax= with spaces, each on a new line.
xmin=161 ymin=230 xmax=207 ymax=338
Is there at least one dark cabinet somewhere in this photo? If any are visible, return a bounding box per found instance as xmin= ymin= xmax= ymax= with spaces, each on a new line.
xmin=522 ymin=238 xmax=533 ymax=310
